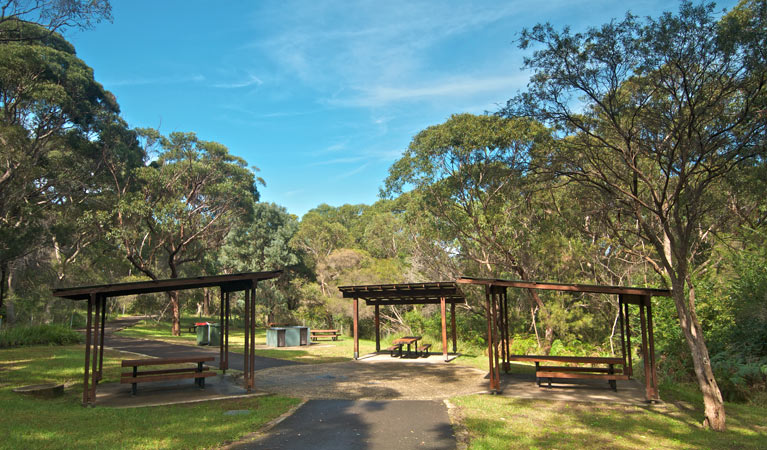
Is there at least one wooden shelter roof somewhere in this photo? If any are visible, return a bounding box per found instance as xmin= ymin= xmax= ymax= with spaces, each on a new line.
xmin=456 ymin=277 xmax=671 ymax=297
xmin=52 ymin=270 xmax=283 ymax=300
xmin=338 ymin=282 xmax=466 ymax=305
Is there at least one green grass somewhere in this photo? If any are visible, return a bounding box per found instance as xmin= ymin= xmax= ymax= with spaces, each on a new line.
xmin=451 ymin=383 xmax=767 ymax=449
xmin=0 ymin=345 xmax=301 ymax=449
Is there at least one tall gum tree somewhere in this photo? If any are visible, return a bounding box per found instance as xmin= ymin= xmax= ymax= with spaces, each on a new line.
xmin=114 ymin=130 xmax=259 ymax=335
xmin=505 ymin=1 xmax=767 ymax=430
xmin=0 ymin=19 xmax=119 ymax=316
xmin=383 ymin=113 xmax=563 ymax=352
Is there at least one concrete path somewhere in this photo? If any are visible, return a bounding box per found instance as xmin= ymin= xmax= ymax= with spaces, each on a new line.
xmin=104 ymin=317 xmax=457 ymax=449
xmin=231 ymin=400 xmax=455 ymax=450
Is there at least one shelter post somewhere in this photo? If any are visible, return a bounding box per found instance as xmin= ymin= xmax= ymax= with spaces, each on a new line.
xmin=249 ymin=280 xmax=257 ymax=391
xmin=440 ymin=297 xmax=448 ymax=361
xmin=491 ymin=289 xmax=500 ymax=391
xmin=618 ymin=295 xmax=627 ymax=370
xmin=82 ymin=293 xmax=94 ymax=406
xmin=224 ymin=292 xmax=230 ymax=372
xmin=624 ymin=301 xmax=633 ymax=376
xmin=485 ymin=286 xmax=496 ymax=392
xmin=220 ymin=288 xmax=225 ymax=371
xmin=90 ymin=293 xmax=101 ymax=402
xmin=451 ymin=302 xmax=457 ymax=354
xmin=374 ymin=304 xmax=380 ymax=352
xmin=500 ymin=289 xmax=509 ymax=373
xmin=243 ymin=289 xmax=250 ymax=389
xmin=639 ymin=298 xmax=652 ymax=402
xmin=503 ymin=290 xmax=511 ymax=373
xmin=645 ymin=295 xmax=659 ymax=401
xmin=353 ymin=298 xmax=359 ymax=359
xmin=98 ymin=295 xmax=106 ymax=379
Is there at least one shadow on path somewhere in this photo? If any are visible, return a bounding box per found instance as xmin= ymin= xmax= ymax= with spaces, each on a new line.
xmin=232 ymin=400 xmax=455 ymax=450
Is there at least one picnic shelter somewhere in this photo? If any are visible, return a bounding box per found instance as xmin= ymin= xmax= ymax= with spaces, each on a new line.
xmin=338 ymin=282 xmax=466 ymax=361
xmin=456 ymin=277 xmax=672 ymax=402
xmin=52 ymin=270 xmax=282 ymax=406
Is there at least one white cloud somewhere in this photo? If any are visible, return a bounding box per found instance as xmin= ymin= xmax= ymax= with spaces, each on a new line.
xmin=213 ymin=74 xmax=263 ymax=89
xmin=106 ymin=74 xmax=205 ymax=87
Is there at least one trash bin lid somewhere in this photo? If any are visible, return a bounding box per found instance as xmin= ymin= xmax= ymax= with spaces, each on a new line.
xmin=195 ymin=322 xmax=209 ymax=326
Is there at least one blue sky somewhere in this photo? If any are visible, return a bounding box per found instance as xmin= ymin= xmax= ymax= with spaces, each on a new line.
xmin=66 ymin=0 xmax=736 ymax=217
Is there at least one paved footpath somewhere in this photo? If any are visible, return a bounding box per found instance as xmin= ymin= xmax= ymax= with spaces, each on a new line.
xmin=231 ymin=399 xmax=456 ymax=450
xmin=106 ymin=317 xmax=457 ymax=450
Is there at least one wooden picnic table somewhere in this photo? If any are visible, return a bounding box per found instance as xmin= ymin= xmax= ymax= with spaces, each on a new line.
xmin=121 ymin=356 xmax=216 ymax=396
xmin=392 ymin=336 xmax=423 ymax=357
xmin=508 ymin=355 xmax=628 ymax=390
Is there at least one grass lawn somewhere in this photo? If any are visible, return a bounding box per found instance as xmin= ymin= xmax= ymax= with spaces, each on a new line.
xmin=0 ymin=345 xmax=301 ymax=449
xmin=450 ymin=383 xmax=767 ymax=449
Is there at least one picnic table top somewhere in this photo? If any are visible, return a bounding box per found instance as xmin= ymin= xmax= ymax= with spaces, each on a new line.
xmin=393 ymin=336 xmax=422 ymax=344
xmin=507 ymin=355 xmax=624 ymax=364
xmin=121 ymin=356 xmax=215 ymax=367
xmin=311 ymin=329 xmax=339 ymax=333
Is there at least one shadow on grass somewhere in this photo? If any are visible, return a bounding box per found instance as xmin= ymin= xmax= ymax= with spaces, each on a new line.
xmin=453 ymin=393 xmax=767 ymax=450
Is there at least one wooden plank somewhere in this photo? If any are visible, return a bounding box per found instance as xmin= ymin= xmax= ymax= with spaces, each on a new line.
xmin=508 ymin=355 xmax=623 ymax=364
xmin=538 ymin=366 xmax=622 ymax=373
xmin=121 ymin=367 xmax=210 ymax=377
xmin=121 ymin=356 xmax=215 ymax=367
xmin=456 ymin=277 xmax=671 ymax=297
xmin=120 ymin=371 xmax=217 ymax=384
xmin=53 ymin=270 xmax=283 ymax=300
xmin=536 ymin=372 xmax=630 ymax=380
xmin=311 ymin=329 xmax=339 ymax=333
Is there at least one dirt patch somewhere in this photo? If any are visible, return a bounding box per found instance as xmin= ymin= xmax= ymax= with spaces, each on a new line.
xmin=253 ymin=359 xmax=489 ymax=400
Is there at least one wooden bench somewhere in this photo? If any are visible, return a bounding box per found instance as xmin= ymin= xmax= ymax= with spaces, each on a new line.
xmin=310 ymin=329 xmax=340 ymax=341
xmin=508 ymin=355 xmax=628 ymax=391
xmin=387 ymin=343 xmax=403 ymax=357
xmin=417 ymin=343 xmax=432 ymax=357
xmin=121 ymin=356 xmax=216 ymax=396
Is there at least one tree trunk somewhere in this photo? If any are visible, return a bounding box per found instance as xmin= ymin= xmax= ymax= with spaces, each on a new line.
xmin=169 ymin=291 xmax=181 ymax=336
xmin=203 ymin=288 xmax=210 ymax=316
xmin=671 ymin=277 xmax=726 ymax=430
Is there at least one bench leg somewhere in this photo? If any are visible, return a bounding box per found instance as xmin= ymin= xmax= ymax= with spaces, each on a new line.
xmin=548 ymin=378 xmax=552 ymax=388
xmin=609 ymin=364 xmax=617 ymax=391
xmin=197 ymin=362 xmax=205 ymax=389
xmin=132 ymin=366 xmax=138 ymax=395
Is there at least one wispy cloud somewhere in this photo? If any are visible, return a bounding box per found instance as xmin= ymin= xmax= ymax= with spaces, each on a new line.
xmin=248 ymin=1 xmax=530 ymax=110
xmin=213 ymin=74 xmax=263 ymax=89
xmin=331 ymin=74 xmax=529 ymax=108
xmin=106 ymin=74 xmax=205 ymax=87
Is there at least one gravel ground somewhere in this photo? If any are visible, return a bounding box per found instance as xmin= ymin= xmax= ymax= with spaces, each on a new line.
xmin=252 ymin=358 xmax=490 ymax=400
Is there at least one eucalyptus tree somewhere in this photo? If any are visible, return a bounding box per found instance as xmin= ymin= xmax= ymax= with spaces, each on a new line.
xmin=0 ymin=0 xmax=111 ymax=40
xmin=219 ymin=202 xmax=301 ymax=322
xmin=384 ymin=113 xmax=566 ymax=351
xmin=506 ymin=1 xmax=767 ymax=430
xmin=0 ymin=19 xmax=121 ymax=315
xmin=114 ymin=130 xmax=259 ymax=335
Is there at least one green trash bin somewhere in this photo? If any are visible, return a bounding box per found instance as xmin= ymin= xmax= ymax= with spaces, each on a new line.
xmin=196 ymin=322 xmax=209 ymax=345
xmin=209 ymin=323 xmax=220 ymax=347
xmin=196 ymin=322 xmax=221 ymax=346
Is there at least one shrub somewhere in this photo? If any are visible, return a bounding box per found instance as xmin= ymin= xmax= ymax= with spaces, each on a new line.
xmin=0 ymin=324 xmax=83 ymax=348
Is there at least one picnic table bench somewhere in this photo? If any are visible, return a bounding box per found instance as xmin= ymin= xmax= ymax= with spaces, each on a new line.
xmin=390 ymin=336 xmax=425 ymax=358
xmin=121 ymin=356 xmax=216 ymax=396
xmin=310 ymin=329 xmax=340 ymax=341
xmin=508 ymin=355 xmax=628 ymax=391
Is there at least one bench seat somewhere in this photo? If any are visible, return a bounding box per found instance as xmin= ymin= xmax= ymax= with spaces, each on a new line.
xmin=121 ymin=356 xmax=215 ymax=395
xmin=417 ymin=343 xmax=432 ymax=357
xmin=311 ymin=329 xmax=340 ymax=341
xmin=386 ymin=343 xmax=403 ymax=357
xmin=508 ymin=354 xmax=627 ymax=391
